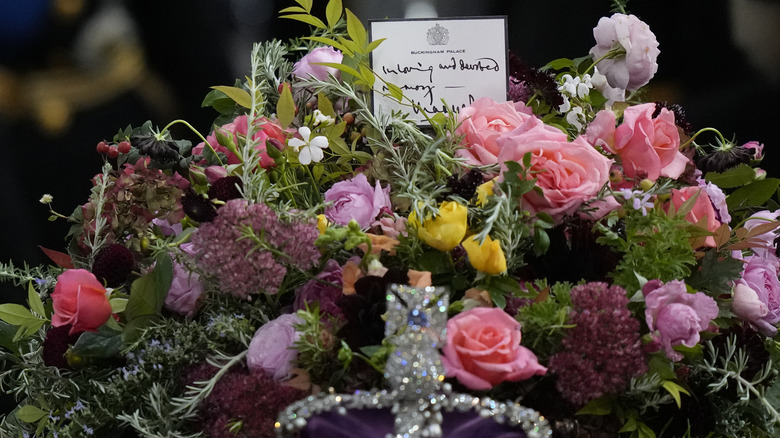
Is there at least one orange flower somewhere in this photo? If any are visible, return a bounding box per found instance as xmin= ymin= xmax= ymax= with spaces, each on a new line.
xmin=358 ymin=234 xmax=400 ymax=255
xmin=341 ymin=260 xmax=362 ymax=295
xmin=407 ymin=270 xmax=432 ymax=288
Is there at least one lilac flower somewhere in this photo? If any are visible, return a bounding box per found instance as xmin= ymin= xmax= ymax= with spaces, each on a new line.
xmin=324 ymin=174 xmax=392 ymax=229
xmin=589 ymin=13 xmax=660 ymax=91
xmin=165 ymin=243 xmax=204 ymax=317
xmin=696 ymin=174 xmax=731 ymax=223
xmin=247 ymin=313 xmax=304 ymax=381
xmin=191 ymin=199 xmax=320 ymax=298
xmin=619 ymin=189 xmax=653 ymax=216
xmin=547 ymin=282 xmax=646 ymax=406
xmin=733 ymin=252 xmax=780 ymax=336
xmin=643 ymin=280 xmax=719 ymax=361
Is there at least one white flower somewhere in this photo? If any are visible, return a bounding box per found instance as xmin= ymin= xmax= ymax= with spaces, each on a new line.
xmin=565 ymin=106 xmax=585 ymax=131
xmin=39 ymin=194 xmax=53 ymax=204
xmin=288 ymin=126 xmax=328 ymax=165
xmin=312 ymin=109 xmax=335 ymax=126
xmin=559 ymin=95 xmax=571 ymax=113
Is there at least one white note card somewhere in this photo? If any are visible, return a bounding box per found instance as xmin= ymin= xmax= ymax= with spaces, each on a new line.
xmin=370 ymin=17 xmax=508 ymax=124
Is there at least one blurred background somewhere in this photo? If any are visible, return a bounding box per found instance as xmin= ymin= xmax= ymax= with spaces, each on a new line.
xmin=1 ymin=0 xmax=778 ymax=300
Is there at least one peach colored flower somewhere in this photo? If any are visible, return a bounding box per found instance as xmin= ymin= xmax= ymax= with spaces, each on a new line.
xmin=407 ymin=270 xmax=432 ymax=288
xmin=51 ymin=269 xmax=112 ymax=335
xmin=668 ymin=186 xmax=721 ymax=248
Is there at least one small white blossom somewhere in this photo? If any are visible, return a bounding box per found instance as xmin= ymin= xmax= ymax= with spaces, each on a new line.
xmin=559 ymin=95 xmax=571 ymax=113
xmin=39 ymin=194 xmax=53 ymax=204
xmin=565 ymin=106 xmax=586 ymax=131
xmin=312 ymin=109 xmax=335 ymax=126
xmin=288 ymin=126 xmax=329 ymax=165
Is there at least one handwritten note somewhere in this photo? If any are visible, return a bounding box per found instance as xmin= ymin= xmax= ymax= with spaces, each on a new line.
xmin=370 ymin=17 xmax=507 ymax=124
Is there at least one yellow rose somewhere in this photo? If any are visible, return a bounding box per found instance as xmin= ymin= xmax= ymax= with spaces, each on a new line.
xmin=475 ymin=179 xmax=495 ymax=206
xmin=316 ymin=214 xmax=329 ymax=235
xmin=409 ymin=201 xmax=468 ymax=251
xmin=462 ymin=234 xmax=507 ymax=275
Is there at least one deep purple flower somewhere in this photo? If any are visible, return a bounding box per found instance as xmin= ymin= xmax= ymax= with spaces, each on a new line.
xmin=294 ymin=259 xmax=344 ymax=318
xmin=548 ymin=282 xmax=646 ymax=406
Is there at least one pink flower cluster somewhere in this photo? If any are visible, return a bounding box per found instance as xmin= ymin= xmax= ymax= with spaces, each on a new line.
xmin=548 ymin=282 xmax=646 ymax=406
xmin=191 ymin=199 xmax=320 ymax=298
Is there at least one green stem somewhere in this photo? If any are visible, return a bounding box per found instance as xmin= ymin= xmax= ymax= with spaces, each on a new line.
xmin=680 ymin=127 xmax=727 ymax=150
xmin=161 ymin=119 xmax=224 ymax=166
xmin=583 ymin=50 xmax=617 ymax=76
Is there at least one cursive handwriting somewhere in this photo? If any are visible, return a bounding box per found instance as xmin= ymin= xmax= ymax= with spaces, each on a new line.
xmin=382 ymin=63 xmax=434 ymax=84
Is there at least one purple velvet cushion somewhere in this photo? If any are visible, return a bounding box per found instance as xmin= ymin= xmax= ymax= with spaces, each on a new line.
xmin=301 ymin=407 xmax=527 ymax=438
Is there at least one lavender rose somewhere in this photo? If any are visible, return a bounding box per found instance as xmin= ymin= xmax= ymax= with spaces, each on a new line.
xmin=744 ymin=209 xmax=780 ymax=255
xmin=247 ymin=313 xmax=304 ymax=381
xmin=643 ymin=279 xmax=718 ymax=361
xmin=165 ymin=255 xmax=205 ymax=318
xmin=589 ymin=13 xmax=660 ymax=91
xmin=733 ymin=253 xmax=780 ymax=336
xmin=324 ymin=174 xmax=392 ymax=229
xmin=292 ymin=46 xmax=343 ymax=81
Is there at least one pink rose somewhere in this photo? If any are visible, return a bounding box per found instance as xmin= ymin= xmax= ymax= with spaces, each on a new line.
xmin=164 ymin=244 xmax=204 ymax=318
xmin=733 ymin=253 xmax=780 ymax=336
xmin=496 ymin=117 xmax=612 ymax=223
xmin=589 ymin=13 xmax=660 ymax=91
xmin=668 ymin=186 xmax=721 ymax=247
xmin=193 ymin=115 xmax=286 ymax=168
xmin=643 ymin=280 xmax=718 ymax=361
xmin=51 ymin=269 xmax=112 ymax=335
xmin=324 ymin=174 xmax=392 ymax=229
xmin=247 ymin=313 xmax=303 ymax=381
xmin=441 ymin=307 xmax=546 ymax=390
xmin=455 ymin=97 xmax=546 ymax=167
xmin=587 ymin=104 xmax=688 ymax=181
xmin=292 ymin=46 xmax=343 ymax=81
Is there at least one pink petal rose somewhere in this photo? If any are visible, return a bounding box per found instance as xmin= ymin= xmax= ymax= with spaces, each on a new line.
xmin=324 ymin=174 xmax=392 ymax=229
xmin=441 ymin=307 xmax=546 ymax=390
xmin=668 ymin=186 xmax=721 ymax=248
xmin=589 ymin=13 xmax=660 ymax=91
xmin=292 ymin=46 xmax=343 ymax=81
xmin=51 ymin=269 xmax=112 ymax=335
xmin=643 ymin=279 xmax=718 ymax=361
xmin=733 ymin=252 xmax=780 ymax=336
xmin=193 ymin=115 xmax=286 ymax=168
xmin=586 ymin=103 xmax=688 ymax=181
xmin=496 ymin=117 xmax=612 ymax=223
xmin=164 ymin=244 xmax=204 ymax=318
xmin=247 ymin=313 xmax=304 ymax=381
xmin=455 ymin=97 xmax=550 ymax=167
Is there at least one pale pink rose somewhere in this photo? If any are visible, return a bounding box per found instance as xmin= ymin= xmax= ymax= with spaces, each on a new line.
xmin=441 ymin=307 xmax=546 ymax=390
xmin=193 ymin=116 xmax=286 ymax=168
xmin=247 ymin=313 xmax=303 ymax=381
xmin=643 ymin=280 xmax=718 ymax=361
xmin=734 ymin=252 xmax=780 ymax=336
xmin=324 ymin=174 xmax=392 ymax=229
xmin=51 ymin=269 xmax=112 ymax=335
xmin=455 ymin=97 xmax=545 ymax=167
xmin=587 ymin=104 xmax=688 ymax=181
xmin=292 ymin=46 xmax=343 ymax=81
xmin=496 ymin=117 xmax=612 ymax=223
xmin=668 ymin=186 xmax=721 ymax=247
xmin=204 ymin=165 xmax=228 ymax=184
xmin=589 ymin=13 xmax=660 ymax=91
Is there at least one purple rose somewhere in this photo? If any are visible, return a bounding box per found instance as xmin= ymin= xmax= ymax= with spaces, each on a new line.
xmin=324 ymin=174 xmax=392 ymax=229
xmin=292 ymin=46 xmax=343 ymax=81
xmin=696 ymin=175 xmax=731 ymax=224
xmin=643 ymin=280 xmax=718 ymax=361
xmin=733 ymin=252 xmax=780 ymax=336
xmin=165 ymin=244 xmax=204 ymax=317
xmin=589 ymin=13 xmax=660 ymax=91
xmin=247 ymin=313 xmax=303 ymax=381
xmin=294 ymin=259 xmax=344 ymax=318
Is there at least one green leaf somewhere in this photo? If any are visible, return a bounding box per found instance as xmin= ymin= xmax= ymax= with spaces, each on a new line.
xmin=16 ymin=405 xmax=47 ymax=423
xmin=541 ymin=57 xmax=575 ymax=71
xmin=316 ymin=62 xmax=361 ymax=80
xmin=0 ymin=304 xmax=41 ymax=327
xmin=210 ymin=86 xmax=252 ymax=109
xmin=533 ymin=229 xmax=550 ymax=256
xmin=686 ymin=251 xmax=743 ymax=296
xmin=358 ymin=63 xmax=376 ymax=88
xmin=647 ymin=353 xmax=676 ymax=380
xmin=387 ymin=82 xmax=404 ymax=102
xmin=122 ymin=314 xmax=159 ymax=344
xmin=71 ymin=324 xmax=123 ymax=358
xmin=276 ymin=83 xmax=296 ymax=128
xmin=576 ymin=395 xmax=614 ymax=416
xmin=325 ymin=0 xmax=342 ymax=29
xmin=214 ymin=127 xmax=241 ymax=160
xmin=294 ymin=0 xmax=313 ymax=12
xmin=201 ymin=89 xmax=238 ymax=113
xmin=704 ymin=164 xmax=756 ymax=188
xmin=278 ymin=6 xmax=308 ymax=14
xmin=126 ymin=253 xmax=173 ymax=321
xmin=110 ymin=298 xmax=128 ymax=314
xmin=318 ymin=93 xmax=337 ymax=118
xmin=365 ymin=38 xmax=385 ymax=54
xmin=304 ymin=36 xmax=349 ymax=54
xmin=661 ymin=380 xmax=690 ymax=408
xmin=636 ymin=421 xmax=656 ymax=438
xmin=727 ymin=178 xmax=780 ymax=209
xmin=345 ymin=9 xmax=367 ymax=50
xmin=618 ymin=417 xmax=637 ymax=433
xmin=280 ymin=13 xmax=327 ymax=30
xmin=0 ymin=321 xmax=19 ymax=353
xmin=27 ymin=282 xmax=45 ymax=318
